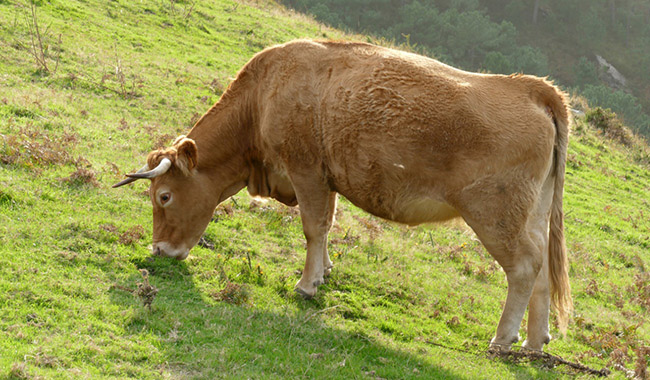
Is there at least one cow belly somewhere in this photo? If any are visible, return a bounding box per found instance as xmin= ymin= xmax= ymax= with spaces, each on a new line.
xmin=394 ymin=196 xmax=460 ymax=226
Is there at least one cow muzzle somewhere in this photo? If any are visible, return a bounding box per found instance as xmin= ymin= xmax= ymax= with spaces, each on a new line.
xmin=152 ymin=242 xmax=189 ymax=260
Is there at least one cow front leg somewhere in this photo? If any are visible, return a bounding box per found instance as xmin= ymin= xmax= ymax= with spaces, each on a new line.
xmin=294 ymin=190 xmax=337 ymax=299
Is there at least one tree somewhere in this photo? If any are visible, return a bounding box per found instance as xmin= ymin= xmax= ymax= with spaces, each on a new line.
xmin=483 ymin=51 xmax=513 ymax=74
xmin=573 ymin=56 xmax=599 ymax=89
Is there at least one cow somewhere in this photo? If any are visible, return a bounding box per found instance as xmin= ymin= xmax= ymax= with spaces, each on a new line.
xmin=114 ymin=40 xmax=572 ymax=352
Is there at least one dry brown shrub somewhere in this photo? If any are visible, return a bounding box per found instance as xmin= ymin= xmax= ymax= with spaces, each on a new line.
xmin=152 ymin=133 xmax=176 ymax=149
xmin=212 ymin=282 xmax=250 ymax=305
xmin=209 ymin=77 xmax=225 ymax=95
xmin=628 ymin=273 xmax=650 ymax=308
xmin=1 ymin=127 xmax=78 ymax=167
xmin=585 ymin=279 xmax=599 ymax=296
xmin=635 ymin=347 xmax=649 ymax=380
xmin=63 ymin=167 xmax=99 ymax=187
xmin=119 ymin=225 xmax=145 ymax=245
xmin=100 ymin=224 xmax=118 ymax=234
xmin=9 ymin=362 xmax=30 ymax=379
xmin=189 ymin=112 xmax=201 ymax=127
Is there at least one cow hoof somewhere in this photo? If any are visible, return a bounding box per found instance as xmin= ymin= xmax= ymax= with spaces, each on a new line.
xmin=521 ymin=342 xmax=543 ymax=353
xmin=488 ymin=343 xmax=511 ymax=354
xmin=323 ymin=262 xmax=334 ymax=277
xmin=489 ymin=334 xmax=520 ymax=353
xmin=522 ymin=334 xmax=551 ymax=351
xmin=295 ymin=287 xmax=315 ymax=300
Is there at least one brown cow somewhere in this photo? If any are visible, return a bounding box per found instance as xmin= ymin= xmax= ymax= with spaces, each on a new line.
xmin=114 ymin=40 xmax=572 ymax=352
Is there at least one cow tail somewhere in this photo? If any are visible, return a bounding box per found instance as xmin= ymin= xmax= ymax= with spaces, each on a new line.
xmin=545 ymin=84 xmax=573 ymax=335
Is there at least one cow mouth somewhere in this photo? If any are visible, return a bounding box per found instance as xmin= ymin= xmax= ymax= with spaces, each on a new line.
xmin=151 ymin=242 xmax=189 ymax=260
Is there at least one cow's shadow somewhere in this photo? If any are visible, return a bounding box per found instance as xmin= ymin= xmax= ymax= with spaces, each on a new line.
xmin=106 ymin=255 xmax=551 ymax=379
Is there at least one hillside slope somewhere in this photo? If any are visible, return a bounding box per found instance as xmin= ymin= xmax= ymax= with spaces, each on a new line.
xmin=1 ymin=0 xmax=649 ymax=379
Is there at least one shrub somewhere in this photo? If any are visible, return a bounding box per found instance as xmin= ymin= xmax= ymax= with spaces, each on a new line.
xmin=585 ymin=107 xmax=634 ymax=147
xmin=1 ymin=128 xmax=78 ymax=167
xmin=582 ymin=85 xmax=650 ymax=138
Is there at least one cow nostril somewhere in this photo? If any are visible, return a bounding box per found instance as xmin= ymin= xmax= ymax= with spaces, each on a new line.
xmin=155 ymin=246 xmax=161 ymax=256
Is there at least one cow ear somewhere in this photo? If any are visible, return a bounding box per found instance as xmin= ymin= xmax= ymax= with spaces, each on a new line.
xmin=174 ymin=137 xmax=198 ymax=175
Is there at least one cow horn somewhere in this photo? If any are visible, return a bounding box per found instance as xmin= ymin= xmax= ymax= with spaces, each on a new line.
xmin=111 ymin=158 xmax=172 ymax=188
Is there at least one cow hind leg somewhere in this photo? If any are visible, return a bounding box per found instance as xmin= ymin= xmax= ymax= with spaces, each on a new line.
xmin=524 ymin=257 xmax=551 ymax=351
xmin=462 ymin=212 xmax=543 ymax=352
xmin=322 ymin=194 xmax=337 ymax=278
xmin=490 ymin=235 xmax=543 ymax=351
xmin=523 ymin=175 xmax=555 ymax=351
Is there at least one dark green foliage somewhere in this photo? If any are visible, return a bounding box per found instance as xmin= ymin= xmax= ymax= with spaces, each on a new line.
xmin=582 ymin=85 xmax=650 ymax=136
xmin=573 ymin=57 xmax=600 ymax=89
xmin=511 ymin=45 xmax=548 ymax=76
xmin=483 ymin=51 xmax=513 ymax=74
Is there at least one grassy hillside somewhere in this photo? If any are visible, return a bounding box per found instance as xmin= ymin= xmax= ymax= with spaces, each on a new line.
xmin=1 ymin=0 xmax=649 ymax=379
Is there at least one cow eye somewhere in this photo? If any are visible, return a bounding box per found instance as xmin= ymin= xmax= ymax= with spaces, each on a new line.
xmin=160 ymin=193 xmax=171 ymax=205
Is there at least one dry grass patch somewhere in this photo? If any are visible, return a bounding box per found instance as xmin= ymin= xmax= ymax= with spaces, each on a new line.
xmin=1 ymin=127 xmax=78 ymax=167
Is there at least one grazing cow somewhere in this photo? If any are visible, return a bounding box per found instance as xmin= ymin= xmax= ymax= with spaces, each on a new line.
xmin=114 ymin=40 xmax=572 ymax=351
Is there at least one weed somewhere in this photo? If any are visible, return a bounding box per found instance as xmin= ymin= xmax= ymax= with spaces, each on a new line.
xmin=212 ymin=282 xmax=250 ymax=305
xmin=98 ymin=46 xmax=144 ymax=99
xmin=584 ymin=279 xmax=599 ymax=296
xmin=209 ymin=77 xmax=225 ymax=95
xmin=446 ymin=316 xmax=460 ymax=327
xmin=136 ymin=269 xmax=158 ymax=310
xmin=21 ymin=2 xmax=61 ymax=74
xmin=9 ymin=362 xmax=30 ymax=379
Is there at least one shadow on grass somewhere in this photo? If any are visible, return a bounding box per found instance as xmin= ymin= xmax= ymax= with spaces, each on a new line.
xmin=102 ymin=255 xmax=557 ymax=380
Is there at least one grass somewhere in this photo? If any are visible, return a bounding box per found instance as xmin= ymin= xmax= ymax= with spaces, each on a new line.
xmin=1 ymin=0 xmax=649 ymax=378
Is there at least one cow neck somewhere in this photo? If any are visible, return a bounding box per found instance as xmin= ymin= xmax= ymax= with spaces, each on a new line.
xmin=187 ymin=84 xmax=256 ymax=199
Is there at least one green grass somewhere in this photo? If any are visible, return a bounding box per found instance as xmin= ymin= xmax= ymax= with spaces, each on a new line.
xmin=1 ymin=0 xmax=649 ymax=378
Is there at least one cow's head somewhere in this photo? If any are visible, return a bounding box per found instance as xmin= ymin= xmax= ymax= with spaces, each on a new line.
xmin=113 ymin=136 xmax=220 ymax=260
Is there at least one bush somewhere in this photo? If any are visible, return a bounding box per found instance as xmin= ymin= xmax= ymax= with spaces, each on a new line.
xmin=585 ymin=107 xmax=634 ymax=147
xmin=582 ymin=85 xmax=650 ymax=138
